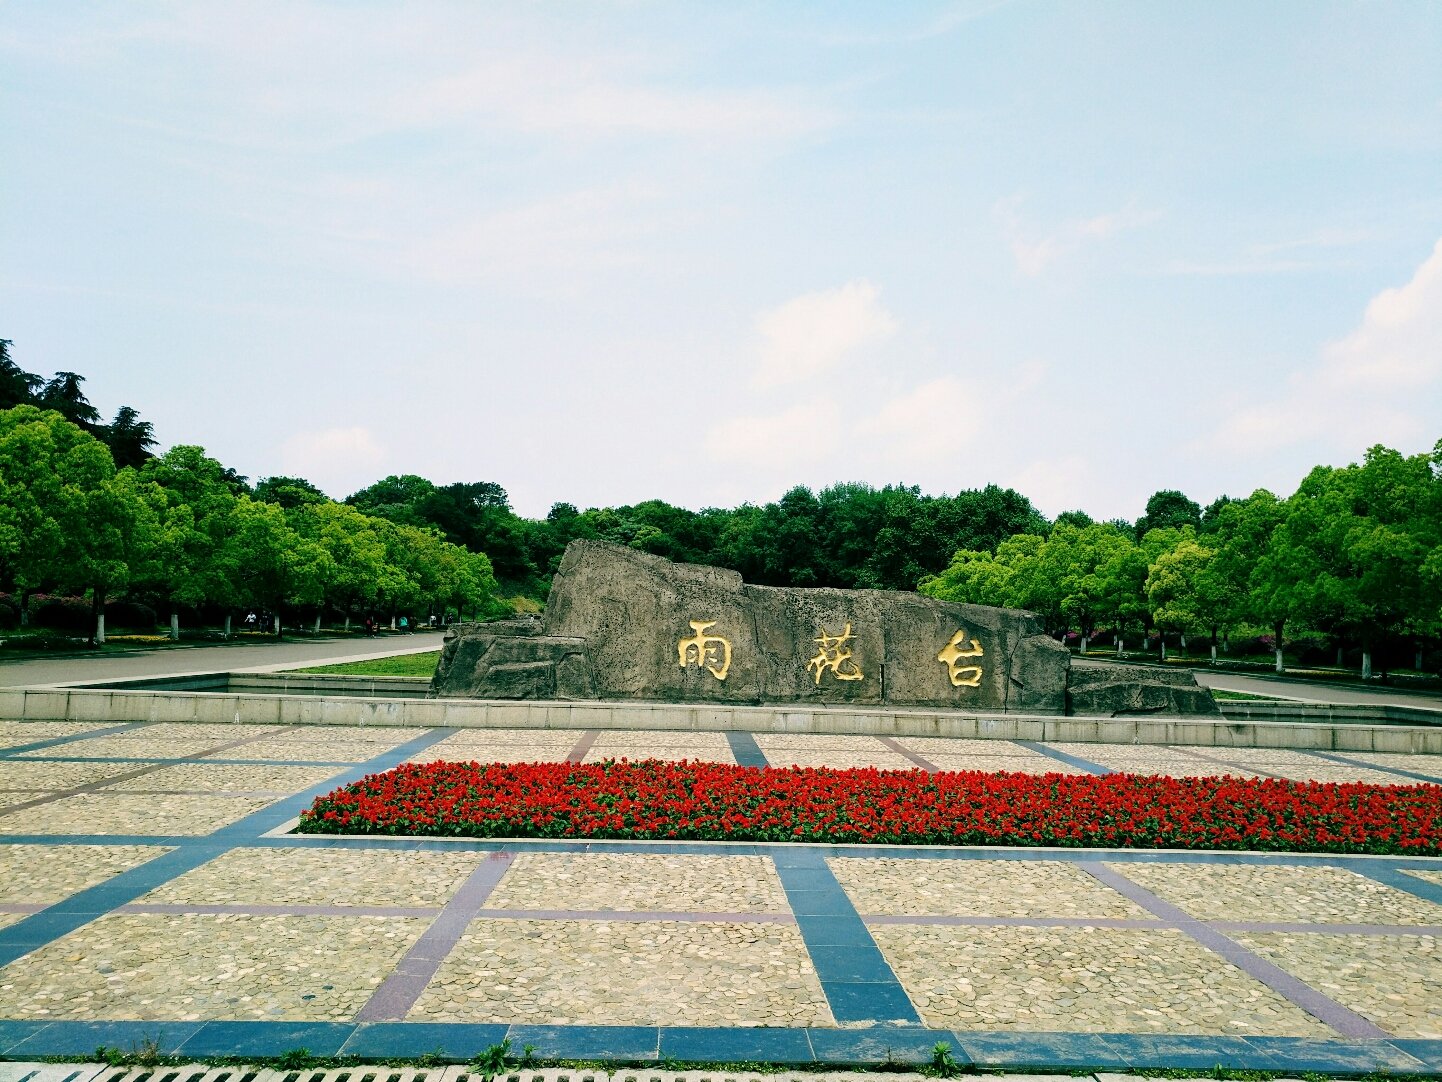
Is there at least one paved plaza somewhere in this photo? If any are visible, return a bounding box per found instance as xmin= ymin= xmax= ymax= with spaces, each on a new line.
xmin=0 ymin=718 xmax=1438 ymax=1071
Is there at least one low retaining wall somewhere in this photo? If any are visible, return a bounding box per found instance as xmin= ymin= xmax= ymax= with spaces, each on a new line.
xmin=3 ymin=681 xmax=1441 ymax=754
xmin=1218 ymin=700 xmax=1441 ymax=727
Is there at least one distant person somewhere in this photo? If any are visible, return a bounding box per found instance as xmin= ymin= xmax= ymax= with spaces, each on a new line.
xmin=244 ymin=611 xmax=257 ymax=630
xmin=364 ymin=616 xmax=375 ymax=638
xmin=399 ymin=615 xmax=409 ymax=633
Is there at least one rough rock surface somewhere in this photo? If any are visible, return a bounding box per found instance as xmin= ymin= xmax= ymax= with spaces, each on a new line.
xmin=1065 ymin=664 xmax=1222 ymax=717
xmin=431 ymin=618 xmax=596 ymax=701
xmin=436 ymin=540 xmax=1069 ymax=712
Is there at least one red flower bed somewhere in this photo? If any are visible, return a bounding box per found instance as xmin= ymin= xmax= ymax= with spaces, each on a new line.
xmin=296 ymin=759 xmax=1442 ymax=855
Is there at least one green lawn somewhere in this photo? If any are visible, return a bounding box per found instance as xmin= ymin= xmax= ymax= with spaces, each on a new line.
xmin=291 ymin=651 xmax=441 ymax=677
xmin=1208 ymin=689 xmax=1284 ymax=701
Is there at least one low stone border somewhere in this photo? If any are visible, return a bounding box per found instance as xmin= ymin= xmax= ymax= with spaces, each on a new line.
xmin=2 ymin=683 xmax=1440 ymax=754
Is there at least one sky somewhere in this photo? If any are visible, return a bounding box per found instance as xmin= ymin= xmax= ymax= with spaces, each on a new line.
xmin=2 ymin=1 xmax=1441 ymax=522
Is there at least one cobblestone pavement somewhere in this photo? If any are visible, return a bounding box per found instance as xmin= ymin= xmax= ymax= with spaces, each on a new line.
xmin=0 ymin=718 xmax=1438 ymax=1067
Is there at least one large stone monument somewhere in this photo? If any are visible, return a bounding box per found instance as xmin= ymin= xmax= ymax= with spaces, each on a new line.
xmin=432 ymin=540 xmax=1220 ymax=717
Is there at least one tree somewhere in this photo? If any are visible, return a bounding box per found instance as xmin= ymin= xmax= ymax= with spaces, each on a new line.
xmin=1146 ymin=537 xmax=1217 ymax=660
xmin=254 ymin=475 xmax=328 ymax=510
xmin=35 ymin=372 xmax=102 ymax=430
xmin=104 ymin=406 xmax=157 ymax=469
xmin=223 ymin=497 xmax=327 ymax=636
xmin=1135 ymin=489 xmax=1201 ymax=539
xmin=0 ymin=406 xmax=119 ymax=630
xmin=0 ymin=340 xmax=42 ymax=410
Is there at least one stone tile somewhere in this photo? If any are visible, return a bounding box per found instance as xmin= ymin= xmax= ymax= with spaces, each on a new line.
xmin=1045 ymin=748 xmax=1259 ymax=777
xmin=0 ymin=843 xmax=169 ymax=903
xmin=484 ymin=853 xmax=790 ymax=913
xmin=0 ymin=761 xmax=160 ymax=791
xmin=1236 ymin=932 xmax=1441 ymax=1038
xmin=120 ymin=724 xmax=288 ymax=741
xmin=0 ymin=791 xmax=57 ymax=810
xmin=927 ymin=754 xmax=1087 ymax=776
xmin=1177 ymin=747 xmax=1339 ymax=768
xmin=279 ymin=726 xmax=431 ymax=743
xmin=200 ymin=739 xmax=397 ymax=762
xmin=756 ymin=749 xmax=917 ymax=771
xmin=427 ymin=729 xmax=582 ymax=748
xmin=893 ymin=737 xmax=1032 ymax=754
xmin=0 ymin=793 xmax=272 ymax=836
xmin=0 ymin=913 xmax=426 ymax=1021
xmin=17 ymin=738 xmax=223 ymax=761
xmin=1345 ymin=752 xmax=1442 ymax=771
xmin=103 ymin=763 xmax=342 ymax=794
xmin=832 ymin=858 xmax=1147 ymax=919
xmin=1407 ymin=870 xmax=1442 ymax=889
xmin=591 ymin=730 xmax=730 ymax=749
xmin=0 ymin=723 xmax=114 ymax=740
xmin=408 ymin=917 xmax=831 ymax=1026
xmin=0 ymin=912 xmax=27 ymax=931
xmin=1112 ymin=863 xmax=1442 ymax=925
xmin=142 ymin=847 xmax=482 ymax=907
xmin=755 ymin=734 xmax=892 ymax=751
xmin=870 ymin=924 xmax=1329 ymax=1035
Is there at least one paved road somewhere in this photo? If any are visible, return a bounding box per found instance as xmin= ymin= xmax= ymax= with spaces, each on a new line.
xmin=1074 ymin=657 xmax=1442 ymax=710
xmin=0 ymin=632 xmax=446 ymax=688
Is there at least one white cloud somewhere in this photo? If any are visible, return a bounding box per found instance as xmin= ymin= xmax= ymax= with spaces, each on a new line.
xmin=279 ymin=426 xmax=388 ymax=497
xmin=705 ymin=400 xmax=845 ymax=468
xmin=1003 ymin=455 xmax=1097 ymax=518
xmin=1318 ymin=235 xmax=1442 ymax=389
xmin=753 ymin=281 xmax=897 ymax=389
xmin=996 ymin=197 xmax=1160 ymax=277
xmin=1197 ymin=236 xmax=1442 ymax=456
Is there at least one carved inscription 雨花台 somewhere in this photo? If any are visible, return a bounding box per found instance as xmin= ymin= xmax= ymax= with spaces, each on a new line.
xmin=807 ymin=623 xmax=864 ymax=684
xmin=937 ymin=628 xmax=984 ymax=688
xmin=677 ymin=619 xmax=732 ymax=680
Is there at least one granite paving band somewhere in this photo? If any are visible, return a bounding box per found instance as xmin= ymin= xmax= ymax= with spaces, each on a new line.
xmin=0 ymin=727 xmax=298 ymax=817
xmin=0 ymin=728 xmax=458 ymax=968
xmin=876 ymin=736 xmax=938 ymax=772
xmin=772 ymin=848 xmax=920 ymax=1025
xmin=1014 ymin=739 xmax=1113 ymax=775
xmin=1309 ymin=749 xmax=1442 ymax=785
xmin=0 ymin=723 xmax=151 ymax=759
xmin=356 ymin=853 xmax=515 ymax=1022
xmin=565 ymin=732 xmax=598 ymax=763
xmin=1081 ymin=862 xmax=1392 ymax=1038
xmin=724 ymin=730 xmax=769 ymax=767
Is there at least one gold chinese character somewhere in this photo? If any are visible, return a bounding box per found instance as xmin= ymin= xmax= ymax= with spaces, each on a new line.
xmin=807 ymin=623 xmax=864 ymax=684
xmin=677 ymin=620 xmax=732 ymax=681
xmin=938 ymin=628 xmax=984 ymax=687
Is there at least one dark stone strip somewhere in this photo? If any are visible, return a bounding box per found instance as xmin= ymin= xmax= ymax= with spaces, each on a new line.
xmin=1016 ymin=740 xmax=1113 ymax=775
xmin=12 ymin=755 xmax=354 ymax=766
xmin=0 ymin=903 xmax=45 ymax=914
xmin=725 ymin=730 xmax=769 ymax=767
xmin=1346 ymin=863 xmax=1442 ymax=907
xmin=0 ymin=726 xmax=300 ymax=818
xmin=864 ymin=914 xmax=1166 ymax=929
xmin=1210 ymin=920 xmax=1442 ymax=936
xmin=566 ymin=731 xmax=598 ymax=763
xmin=119 ymin=902 xmax=441 ymax=918
xmin=0 ymin=727 xmax=459 ymax=966
xmin=1169 ymin=745 xmax=1289 ymax=777
xmin=876 ymin=736 xmax=938 ymax=772
xmin=354 ymin=851 xmax=515 ymax=1022
xmin=1307 ymin=749 xmax=1442 ymax=785
xmin=772 ymin=847 xmax=920 ymax=1025
xmin=474 ymin=907 xmax=793 ymax=923
xmin=0 ymin=722 xmax=152 ymax=758
xmin=1081 ymin=861 xmax=1391 ymax=1038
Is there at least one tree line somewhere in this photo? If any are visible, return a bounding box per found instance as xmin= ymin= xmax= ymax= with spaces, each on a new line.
xmin=0 ymin=406 xmax=497 ymax=640
xmin=2 ymin=342 xmax=1438 ymax=672
xmin=919 ymin=445 xmax=1442 ymax=677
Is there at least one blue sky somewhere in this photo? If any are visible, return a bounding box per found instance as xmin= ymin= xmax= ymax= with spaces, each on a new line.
xmin=3 ymin=1 xmax=1440 ymax=521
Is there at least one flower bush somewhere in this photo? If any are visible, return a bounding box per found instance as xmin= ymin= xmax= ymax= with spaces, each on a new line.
xmin=296 ymin=759 xmax=1442 ymax=855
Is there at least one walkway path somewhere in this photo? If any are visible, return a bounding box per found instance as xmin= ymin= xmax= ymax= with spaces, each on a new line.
xmin=0 ymin=719 xmax=1437 ymax=1070
xmin=0 ymin=633 xmax=445 ymax=689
